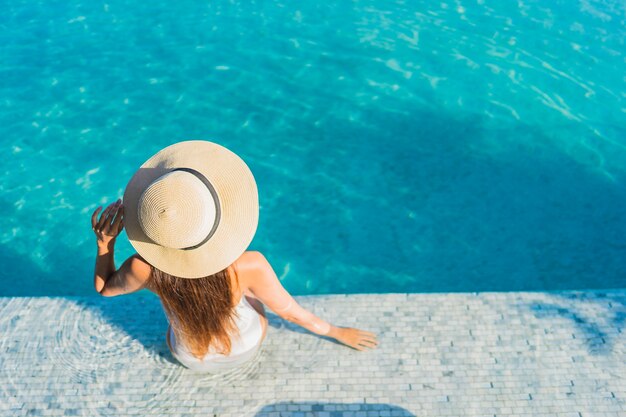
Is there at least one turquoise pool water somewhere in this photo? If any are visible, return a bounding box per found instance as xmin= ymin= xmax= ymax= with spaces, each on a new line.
xmin=1 ymin=1 xmax=624 ymax=296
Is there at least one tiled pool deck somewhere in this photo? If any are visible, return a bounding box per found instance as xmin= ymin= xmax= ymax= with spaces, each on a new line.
xmin=1 ymin=290 xmax=624 ymax=416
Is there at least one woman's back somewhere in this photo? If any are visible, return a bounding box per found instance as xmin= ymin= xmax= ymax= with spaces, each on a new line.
xmin=144 ymin=260 xmax=269 ymax=372
xmin=166 ymin=293 xmax=266 ymax=372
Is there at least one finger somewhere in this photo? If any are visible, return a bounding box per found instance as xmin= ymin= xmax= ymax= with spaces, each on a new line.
xmin=117 ymin=209 xmax=124 ymax=233
xmin=357 ymin=342 xmax=375 ymax=350
xmin=111 ymin=206 xmax=124 ymax=233
xmin=360 ymin=335 xmax=378 ymax=343
xmin=358 ymin=330 xmax=377 ymax=338
xmin=359 ymin=338 xmax=379 ymax=347
xmin=351 ymin=343 xmax=365 ymax=351
xmin=359 ymin=336 xmax=378 ymax=344
xmin=360 ymin=333 xmax=379 ymax=342
xmin=361 ymin=334 xmax=379 ymax=343
xmin=91 ymin=206 xmax=102 ymax=229
xmin=359 ymin=339 xmax=378 ymax=349
xmin=96 ymin=203 xmax=116 ymax=230
xmin=342 ymin=339 xmax=362 ymax=351
xmin=104 ymin=204 xmax=123 ymax=233
xmin=97 ymin=206 xmax=114 ymax=231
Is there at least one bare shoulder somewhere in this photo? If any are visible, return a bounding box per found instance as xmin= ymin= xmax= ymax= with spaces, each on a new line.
xmin=129 ymin=254 xmax=152 ymax=279
xmin=126 ymin=254 xmax=153 ymax=289
xmin=231 ymin=251 xmax=271 ymax=286
xmin=234 ymin=250 xmax=268 ymax=269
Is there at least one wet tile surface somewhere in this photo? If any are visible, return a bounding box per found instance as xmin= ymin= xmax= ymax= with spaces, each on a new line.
xmin=0 ymin=290 xmax=624 ymax=416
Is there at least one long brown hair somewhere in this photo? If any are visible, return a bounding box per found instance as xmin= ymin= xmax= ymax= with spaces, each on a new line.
xmin=148 ymin=265 xmax=240 ymax=358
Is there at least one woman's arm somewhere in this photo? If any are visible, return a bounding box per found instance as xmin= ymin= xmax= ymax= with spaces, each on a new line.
xmin=243 ymin=251 xmax=379 ymax=351
xmin=91 ymin=200 xmax=149 ymax=296
xmin=94 ymin=240 xmax=116 ymax=293
xmin=92 ymin=200 xmax=124 ymax=292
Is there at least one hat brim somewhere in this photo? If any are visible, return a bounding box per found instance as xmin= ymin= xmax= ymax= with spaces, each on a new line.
xmin=123 ymin=140 xmax=259 ymax=278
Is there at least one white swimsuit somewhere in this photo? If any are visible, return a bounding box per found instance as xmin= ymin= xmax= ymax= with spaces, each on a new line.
xmin=167 ymin=295 xmax=264 ymax=372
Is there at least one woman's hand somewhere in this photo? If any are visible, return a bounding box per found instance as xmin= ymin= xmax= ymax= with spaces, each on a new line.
xmin=329 ymin=326 xmax=379 ymax=351
xmin=91 ymin=199 xmax=124 ymax=248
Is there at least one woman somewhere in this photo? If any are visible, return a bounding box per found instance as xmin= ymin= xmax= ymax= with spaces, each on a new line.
xmin=92 ymin=140 xmax=378 ymax=372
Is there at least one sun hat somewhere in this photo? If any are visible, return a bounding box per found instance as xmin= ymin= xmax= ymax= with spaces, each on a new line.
xmin=123 ymin=140 xmax=259 ymax=278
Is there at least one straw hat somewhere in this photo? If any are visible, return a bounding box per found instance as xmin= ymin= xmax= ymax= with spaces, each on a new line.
xmin=123 ymin=140 xmax=259 ymax=278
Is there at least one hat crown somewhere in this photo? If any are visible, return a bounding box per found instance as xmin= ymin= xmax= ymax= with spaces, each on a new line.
xmin=137 ymin=170 xmax=217 ymax=249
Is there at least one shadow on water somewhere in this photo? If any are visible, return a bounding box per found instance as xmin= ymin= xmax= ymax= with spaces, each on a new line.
xmin=262 ymin=100 xmax=626 ymax=295
xmin=526 ymin=291 xmax=626 ymax=355
xmin=253 ymin=402 xmax=415 ymax=416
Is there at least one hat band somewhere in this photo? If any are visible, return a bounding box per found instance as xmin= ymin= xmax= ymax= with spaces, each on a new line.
xmin=172 ymin=167 xmax=222 ymax=250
